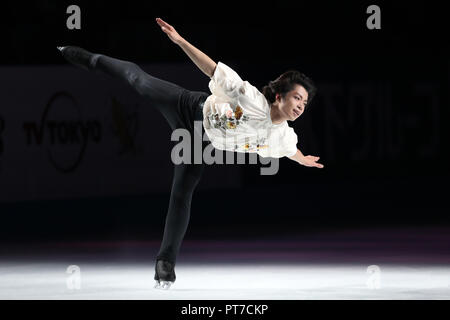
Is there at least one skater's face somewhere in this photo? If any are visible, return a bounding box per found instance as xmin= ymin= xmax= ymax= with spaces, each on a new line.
xmin=275 ymin=84 xmax=309 ymax=121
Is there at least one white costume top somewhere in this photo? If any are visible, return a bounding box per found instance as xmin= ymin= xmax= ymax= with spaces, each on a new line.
xmin=202 ymin=62 xmax=298 ymax=158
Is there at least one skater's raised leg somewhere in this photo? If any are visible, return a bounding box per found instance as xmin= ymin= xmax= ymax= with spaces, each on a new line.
xmin=58 ymin=46 xmax=186 ymax=130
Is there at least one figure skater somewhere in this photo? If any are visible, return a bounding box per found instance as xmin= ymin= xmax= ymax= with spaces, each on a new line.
xmin=57 ymin=17 xmax=324 ymax=290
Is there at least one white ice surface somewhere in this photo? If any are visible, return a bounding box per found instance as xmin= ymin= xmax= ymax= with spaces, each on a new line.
xmin=1 ymin=261 xmax=449 ymax=299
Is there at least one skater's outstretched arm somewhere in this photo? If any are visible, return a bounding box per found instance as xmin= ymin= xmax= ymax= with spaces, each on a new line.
xmin=288 ymin=149 xmax=324 ymax=168
xmin=156 ymin=18 xmax=217 ymax=78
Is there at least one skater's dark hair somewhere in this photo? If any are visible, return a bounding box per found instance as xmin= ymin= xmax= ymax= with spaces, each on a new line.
xmin=262 ymin=71 xmax=317 ymax=109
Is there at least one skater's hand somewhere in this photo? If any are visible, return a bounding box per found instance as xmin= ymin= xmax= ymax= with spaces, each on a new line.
xmin=299 ymin=155 xmax=324 ymax=169
xmin=156 ymin=18 xmax=183 ymax=45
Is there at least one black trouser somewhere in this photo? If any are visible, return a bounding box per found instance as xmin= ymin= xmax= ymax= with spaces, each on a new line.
xmin=91 ymin=53 xmax=210 ymax=264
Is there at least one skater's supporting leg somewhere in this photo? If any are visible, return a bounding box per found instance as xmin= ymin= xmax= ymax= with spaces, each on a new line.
xmin=156 ymin=162 xmax=205 ymax=264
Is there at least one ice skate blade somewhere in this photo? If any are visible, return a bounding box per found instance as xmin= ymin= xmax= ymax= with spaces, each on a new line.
xmin=154 ymin=280 xmax=174 ymax=290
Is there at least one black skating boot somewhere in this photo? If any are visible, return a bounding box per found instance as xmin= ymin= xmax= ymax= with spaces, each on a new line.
xmin=154 ymin=259 xmax=176 ymax=290
xmin=57 ymin=46 xmax=97 ymax=71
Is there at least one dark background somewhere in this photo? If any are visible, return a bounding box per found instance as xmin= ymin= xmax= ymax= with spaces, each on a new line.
xmin=0 ymin=0 xmax=449 ymax=243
